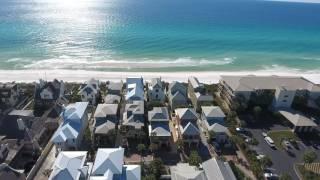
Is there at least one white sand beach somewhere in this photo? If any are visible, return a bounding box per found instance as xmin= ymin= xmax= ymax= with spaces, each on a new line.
xmin=0 ymin=69 xmax=319 ymax=84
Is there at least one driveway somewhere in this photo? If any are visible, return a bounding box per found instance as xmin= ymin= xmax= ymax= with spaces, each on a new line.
xmin=247 ymin=127 xmax=320 ymax=180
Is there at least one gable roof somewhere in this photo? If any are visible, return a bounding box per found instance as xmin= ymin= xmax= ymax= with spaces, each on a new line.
xmin=149 ymin=78 xmax=162 ymax=89
xmin=209 ymin=123 xmax=228 ymax=133
xmin=49 ymin=151 xmax=87 ymax=180
xmin=180 ymin=122 xmax=199 ymax=136
xmin=170 ymin=163 xmax=206 ymax=180
xmin=148 ymin=107 xmax=169 ymax=122
xmin=123 ymin=165 xmax=141 ymax=180
xmin=79 ymin=79 xmax=99 ymax=95
xmin=94 ymin=104 xmax=118 ymax=118
xmin=149 ymin=122 xmax=171 ymax=137
xmin=278 ymin=110 xmax=318 ymax=127
xmin=201 ymin=106 xmax=225 ymax=118
xmin=94 ymin=121 xmax=116 ymax=135
xmin=35 ymin=79 xmax=63 ymax=100
xmin=202 ymin=158 xmax=236 ymax=180
xmin=104 ymin=94 xmax=121 ymax=104
xmin=107 ymin=81 xmax=123 ymax=92
xmin=92 ymin=148 xmax=124 ymax=176
xmin=175 ymin=108 xmax=198 ymax=121
xmin=63 ymin=102 xmax=89 ymax=122
xmin=51 ymin=123 xmax=80 ymax=143
xmin=168 ymin=81 xmax=187 ymax=95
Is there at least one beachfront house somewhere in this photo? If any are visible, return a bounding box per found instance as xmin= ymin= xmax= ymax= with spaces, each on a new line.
xmin=125 ymin=77 xmax=144 ymax=103
xmin=188 ymin=77 xmax=213 ymax=111
xmin=78 ymin=78 xmax=100 ymax=105
xmin=175 ymin=108 xmax=200 ymax=147
xmin=121 ymin=101 xmax=145 ymax=139
xmin=0 ymin=82 xmax=20 ymax=108
xmin=51 ymin=102 xmax=89 ymax=152
xmin=104 ymin=94 xmax=121 ymax=104
xmin=148 ymin=78 xmax=165 ymax=103
xmin=106 ymin=81 xmax=123 ymax=95
xmin=219 ymin=75 xmax=320 ymax=109
xmin=148 ymin=107 xmax=171 ymax=148
xmin=93 ymin=104 xmax=119 ymax=147
xmin=34 ymin=79 xmax=67 ymax=109
xmin=49 ymin=151 xmax=90 ymax=180
xmin=167 ymin=81 xmax=188 ymax=110
xmin=90 ymin=148 xmax=141 ymax=180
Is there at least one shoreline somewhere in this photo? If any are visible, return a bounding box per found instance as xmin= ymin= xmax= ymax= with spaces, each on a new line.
xmin=0 ymin=69 xmax=320 ymax=84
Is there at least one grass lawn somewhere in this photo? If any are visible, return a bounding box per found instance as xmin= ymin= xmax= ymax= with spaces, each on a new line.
xmin=267 ymin=130 xmax=299 ymax=149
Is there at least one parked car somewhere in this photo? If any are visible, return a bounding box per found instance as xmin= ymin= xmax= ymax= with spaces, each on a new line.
xmin=236 ymin=127 xmax=245 ymax=133
xmin=264 ymin=173 xmax=279 ymax=180
xmin=262 ymin=132 xmax=268 ymax=137
xmin=256 ymin=154 xmax=266 ymax=160
xmin=282 ymin=140 xmax=292 ymax=150
xmin=264 ymin=136 xmax=275 ymax=148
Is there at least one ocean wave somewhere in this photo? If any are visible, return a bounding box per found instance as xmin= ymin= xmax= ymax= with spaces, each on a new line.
xmin=22 ymin=56 xmax=236 ymax=69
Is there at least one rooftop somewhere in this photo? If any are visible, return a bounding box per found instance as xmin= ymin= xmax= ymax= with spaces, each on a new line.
xmin=221 ymin=75 xmax=320 ymax=92
xmin=148 ymin=107 xmax=169 ymax=122
xmin=201 ymin=106 xmax=225 ymax=118
xmin=170 ymin=163 xmax=206 ymax=180
xmin=278 ymin=110 xmax=318 ymax=127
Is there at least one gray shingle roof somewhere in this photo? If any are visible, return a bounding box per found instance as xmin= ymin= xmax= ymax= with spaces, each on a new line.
xmin=148 ymin=107 xmax=169 ymax=122
xmin=201 ymin=106 xmax=225 ymax=118
xmin=202 ymin=158 xmax=237 ymax=180
xmin=221 ymin=75 xmax=320 ymax=92
xmin=94 ymin=104 xmax=118 ymax=118
xmin=170 ymin=163 xmax=206 ymax=180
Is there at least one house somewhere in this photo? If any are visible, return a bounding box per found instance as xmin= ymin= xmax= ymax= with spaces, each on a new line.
xmin=34 ymin=79 xmax=66 ymax=109
xmin=125 ymin=77 xmax=144 ymax=102
xmin=148 ymin=107 xmax=171 ymax=148
xmin=0 ymin=109 xmax=51 ymax=171
xmin=175 ymin=108 xmax=200 ymax=147
xmin=106 ymin=81 xmax=123 ymax=95
xmin=90 ymin=148 xmax=141 ymax=180
xmin=170 ymin=163 xmax=206 ymax=180
xmin=93 ymin=104 xmax=119 ymax=147
xmin=122 ymin=101 xmax=145 ymax=139
xmin=201 ymin=106 xmax=226 ymax=128
xmin=51 ymin=102 xmax=89 ymax=151
xmin=209 ymin=123 xmax=229 ymax=144
xmin=0 ymin=83 xmax=19 ymax=108
xmin=78 ymin=78 xmax=100 ymax=105
xmin=148 ymin=78 xmax=165 ymax=102
xmin=202 ymin=157 xmax=237 ymax=180
xmin=167 ymin=81 xmax=188 ymax=110
xmin=219 ymin=75 xmax=320 ymax=109
xmin=104 ymin=94 xmax=121 ymax=104
xmin=170 ymin=157 xmax=236 ymax=180
xmin=278 ymin=110 xmax=318 ymax=133
xmin=49 ymin=151 xmax=90 ymax=180
xmin=188 ymin=77 xmax=213 ymax=111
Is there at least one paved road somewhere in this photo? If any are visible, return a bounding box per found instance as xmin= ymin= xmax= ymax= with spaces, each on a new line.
xmin=33 ymin=146 xmax=56 ymax=180
xmin=248 ymin=128 xmax=320 ymax=180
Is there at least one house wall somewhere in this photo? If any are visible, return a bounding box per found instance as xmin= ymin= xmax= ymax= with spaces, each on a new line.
xmin=148 ymin=87 xmax=165 ymax=102
xmin=273 ymin=89 xmax=296 ymax=108
xmin=40 ymin=88 xmax=54 ymax=100
xmin=80 ymin=91 xmax=97 ymax=105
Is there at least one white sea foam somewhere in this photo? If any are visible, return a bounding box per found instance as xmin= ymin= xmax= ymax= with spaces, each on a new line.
xmin=22 ymin=56 xmax=235 ymax=69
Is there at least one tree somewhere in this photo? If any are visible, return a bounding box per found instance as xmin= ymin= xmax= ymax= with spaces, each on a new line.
xmin=149 ymin=158 xmax=164 ymax=179
xmin=260 ymin=156 xmax=273 ymax=168
xmin=188 ymin=150 xmax=202 ymax=167
xmin=279 ymin=173 xmax=292 ymax=180
xmin=208 ymin=130 xmax=216 ymax=141
xmin=175 ymin=139 xmax=184 ymax=152
xmin=253 ymin=106 xmax=262 ymax=119
xmin=303 ymin=151 xmax=317 ymax=163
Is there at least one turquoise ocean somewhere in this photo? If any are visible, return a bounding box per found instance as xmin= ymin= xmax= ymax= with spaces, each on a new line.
xmin=1 ymin=0 xmax=320 ymax=72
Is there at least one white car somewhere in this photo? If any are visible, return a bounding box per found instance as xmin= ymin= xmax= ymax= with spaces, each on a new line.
xmin=262 ymin=132 xmax=268 ymax=137
xmin=264 ymin=136 xmax=275 ymax=148
xmin=264 ymin=172 xmax=279 ymax=179
xmin=256 ymin=154 xmax=266 ymax=160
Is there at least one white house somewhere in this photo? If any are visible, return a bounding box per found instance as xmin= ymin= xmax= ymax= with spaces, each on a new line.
xmin=49 ymin=151 xmax=89 ymax=180
xmin=79 ymin=79 xmax=100 ymax=105
xmin=0 ymin=83 xmax=19 ymax=107
xmin=148 ymin=107 xmax=171 ymax=147
xmin=148 ymin=78 xmax=165 ymax=102
xmin=175 ymin=108 xmax=200 ymax=147
xmin=90 ymin=148 xmax=141 ymax=180
xmin=122 ymin=101 xmax=145 ymax=138
xmin=167 ymin=81 xmax=188 ymax=110
xmin=35 ymin=79 xmax=66 ymax=108
xmin=125 ymin=77 xmax=144 ymax=102
xmin=51 ymin=102 xmax=89 ymax=152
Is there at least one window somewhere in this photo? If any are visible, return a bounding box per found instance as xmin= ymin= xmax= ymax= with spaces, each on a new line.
xmin=284 ymin=95 xmax=288 ymax=98
xmin=155 ymin=89 xmax=159 ymax=93
xmin=282 ymin=100 xmax=287 ymax=103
